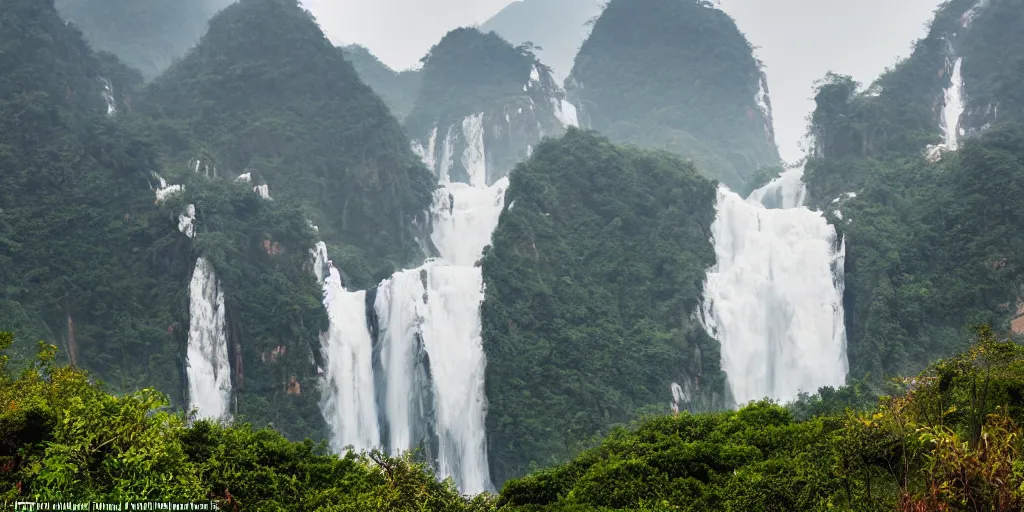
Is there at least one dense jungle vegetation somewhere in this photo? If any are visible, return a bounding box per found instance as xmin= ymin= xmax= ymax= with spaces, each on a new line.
xmin=0 ymin=0 xmax=438 ymax=443
xmin=8 ymin=0 xmax=1024 ymax=506
xmin=404 ymin=27 xmax=549 ymax=138
xmin=481 ymin=130 xmax=726 ymax=486
xmin=3 ymin=327 xmax=1022 ymax=511
xmin=566 ymin=0 xmax=780 ymax=190
xmin=142 ymin=0 xmax=435 ymax=290
xmin=0 ymin=332 xmax=493 ymax=511
xmin=804 ymin=0 xmax=1024 ymax=383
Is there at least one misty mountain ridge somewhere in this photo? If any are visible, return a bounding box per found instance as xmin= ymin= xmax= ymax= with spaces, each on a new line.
xmin=405 ymin=27 xmax=578 ymax=186
xmin=478 ymin=0 xmax=603 ymax=84
xmin=567 ymin=0 xmax=781 ymax=190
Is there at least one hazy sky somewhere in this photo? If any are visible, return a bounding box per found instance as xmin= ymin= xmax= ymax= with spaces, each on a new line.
xmin=717 ymin=0 xmax=943 ymax=161
xmin=303 ymin=0 xmax=943 ymax=161
xmin=301 ymin=0 xmax=511 ymax=69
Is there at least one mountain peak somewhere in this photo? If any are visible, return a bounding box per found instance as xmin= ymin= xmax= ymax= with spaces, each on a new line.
xmin=406 ymin=27 xmax=577 ymax=185
xmin=566 ymin=0 xmax=780 ymax=189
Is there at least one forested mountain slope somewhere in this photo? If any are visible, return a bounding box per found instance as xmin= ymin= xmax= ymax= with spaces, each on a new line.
xmin=496 ymin=327 xmax=1024 ymax=511
xmin=341 ymin=45 xmax=422 ymax=121
xmin=804 ymin=0 xmax=1024 ymax=381
xmin=143 ymin=0 xmax=436 ymax=289
xmin=481 ymin=130 xmax=725 ymax=486
xmin=405 ymin=28 xmax=578 ymax=186
xmin=478 ymin=0 xmax=602 ymax=84
xmin=55 ymin=0 xmax=231 ymax=79
xmin=566 ymin=0 xmax=780 ymax=190
xmin=0 ymin=0 xmax=359 ymax=442
xmin=0 ymin=0 xmax=189 ymax=390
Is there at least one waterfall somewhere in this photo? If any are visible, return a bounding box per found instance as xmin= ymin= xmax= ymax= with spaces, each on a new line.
xmin=429 ymin=178 xmax=510 ymax=267
xmin=926 ymin=56 xmax=966 ymax=163
xmin=418 ymin=262 xmax=490 ymax=493
xmin=370 ymin=112 xmax=507 ymax=493
xmin=941 ymin=57 xmax=965 ymax=150
xmin=313 ymin=242 xmax=381 ymax=452
xmin=99 ymin=77 xmax=116 ymax=116
xmin=186 ymin=257 xmax=233 ymax=421
xmin=461 ymin=113 xmax=487 ymax=188
xmin=374 ymin=260 xmax=493 ymax=494
xmin=700 ymin=167 xmax=848 ymax=405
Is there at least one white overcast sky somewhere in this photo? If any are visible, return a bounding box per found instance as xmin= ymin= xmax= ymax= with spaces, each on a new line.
xmin=302 ymin=0 xmax=943 ymax=161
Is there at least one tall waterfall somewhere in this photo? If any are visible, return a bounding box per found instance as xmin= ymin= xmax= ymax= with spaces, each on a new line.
xmin=186 ymin=257 xmax=233 ymax=421
xmin=374 ymin=259 xmax=493 ymax=494
xmin=313 ymin=110 xmax=508 ymax=492
xmin=152 ymin=173 xmax=230 ymax=421
xmin=313 ymin=242 xmax=381 ymax=452
xmin=700 ymin=167 xmax=848 ymax=405
xmin=373 ymin=178 xmax=505 ymax=492
xmin=370 ymin=113 xmax=509 ymax=493
xmin=941 ymin=57 xmax=965 ymax=150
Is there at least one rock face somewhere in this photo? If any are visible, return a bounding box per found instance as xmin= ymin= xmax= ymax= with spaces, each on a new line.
xmin=566 ymin=0 xmax=780 ymax=190
xmin=406 ymin=28 xmax=578 ymax=186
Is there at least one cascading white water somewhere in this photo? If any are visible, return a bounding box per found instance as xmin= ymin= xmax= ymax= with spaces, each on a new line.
xmin=370 ymin=107 xmax=508 ymax=493
xmin=99 ymin=77 xmax=116 ymax=116
xmin=418 ymin=263 xmax=490 ymax=493
xmin=942 ymin=57 xmax=965 ymax=150
xmin=429 ymin=178 xmax=510 ymax=267
xmin=153 ymin=170 xmax=235 ymax=424
xmin=374 ymin=268 xmax=434 ymax=455
xmin=186 ymin=257 xmax=233 ymax=421
xmin=461 ymin=113 xmax=487 ymax=188
xmin=439 ymin=126 xmax=457 ymax=183
xmin=926 ymin=56 xmax=967 ymax=163
xmin=312 ymin=242 xmax=381 ymax=452
xmin=553 ymin=98 xmax=579 ymax=128
xmin=374 ymin=260 xmax=492 ymax=494
xmin=700 ymin=167 xmax=848 ymax=405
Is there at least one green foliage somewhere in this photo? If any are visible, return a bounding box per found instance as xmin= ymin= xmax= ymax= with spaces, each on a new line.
xmin=0 ymin=0 xmax=190 ymax=395
xmin=805 ymin=120 xmax=1024 ymax=381
xmin=496 ymin=328 xmax=1024 ymax=511
xmin=165 ymin=174 xmax=330 ymax=441
xmin=0 ymin=335 xmax=491 ymax=511
xmin=142 ymin=0 xmax=436 ymax=289
xmin=342 ymin=45 xmax=422 ymax=121
xmin=958 ymin=0 xmax=1024 ymax=132
xmin=498 ymin=402 xmax=842 ymax=511
xmin=0 ymin=341 xmax=203 ymax=502
xmin=567 ymin=0 xmax=780 ymax=189
xmin=802 ymin=0 xmax=1024 ymax=384
xmin=0 ymin=0 xmax=339 ymax=442
xmin=481 ymin=130 xmax=726 ymax=486
xmin=406 ymin=28 xmax=542 ymax=137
